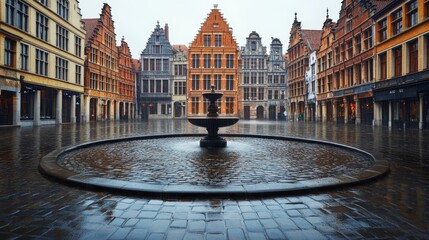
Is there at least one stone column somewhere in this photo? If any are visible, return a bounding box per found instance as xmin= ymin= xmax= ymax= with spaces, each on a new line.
xmin=34 ymin=90 xmax=41 ymax=126
xmin=373 ymin=101 xmax=380 ymax=126
xmin=419 ymin=93 xmax=424 ymax=130
xmin=115 ymin=101 xmax=120 ymax=120
xmin=388 ymin=100 xmax=392 ymax=128
xmin=56 ymin=90 xmax=62 ymax=124
xmin=344 ymin=98 xmax=349 ymax=124
xmin=322 ymin=101 xmax=327 ymax=122
xmin=13 ymin=90 xmax=21 ymax=126
xmin=109 ymin=100 xmax=114 ymax=121
xmin=332 ymin=99 xmax=337 ymax=123
xmin=71 ymin=95 xmax=76 ymax=123
xmin=355 ymin=98 xmax=361 ymax=125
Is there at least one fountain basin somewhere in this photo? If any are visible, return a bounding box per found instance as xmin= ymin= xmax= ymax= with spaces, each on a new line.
xmin=188 ymin=116 xmax=239 ymax=128
xmin=39 ymin=134 xmax=389 ymax=198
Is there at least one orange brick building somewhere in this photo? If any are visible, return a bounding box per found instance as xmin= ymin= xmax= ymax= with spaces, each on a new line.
xmin=187 ymin=5 xmax=239 ymax=116
xmin=82 ymin=4 xmax=135 ymax=121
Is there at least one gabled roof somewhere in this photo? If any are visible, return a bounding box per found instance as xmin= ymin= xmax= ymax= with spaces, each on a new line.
xmin=172 ymin=44 xmax=188 ymax=55
xmin=301 ymin=29 xmax=322 ymax=51
xmin=82 ymin=18 xmax=98 ymax=43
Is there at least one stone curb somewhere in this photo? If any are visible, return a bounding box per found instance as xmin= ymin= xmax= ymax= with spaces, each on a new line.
xmin=39 ymin=134 xmax=389 ymax=199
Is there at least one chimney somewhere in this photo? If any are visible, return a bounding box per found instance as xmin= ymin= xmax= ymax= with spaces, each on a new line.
xmin=164 ymin=23 xmax=169 ymax=42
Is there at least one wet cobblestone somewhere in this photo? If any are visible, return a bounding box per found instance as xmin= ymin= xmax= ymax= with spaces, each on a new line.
xmin=0 ymin=120 xmax=428 ymax=239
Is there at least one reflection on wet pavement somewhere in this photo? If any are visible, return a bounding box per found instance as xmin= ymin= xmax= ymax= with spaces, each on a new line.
xmin=0 ymin=120 xmax=428 ymax=239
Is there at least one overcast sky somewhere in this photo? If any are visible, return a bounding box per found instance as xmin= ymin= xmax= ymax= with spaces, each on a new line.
xmin=78 ymin=0 xmax=342 ymax=58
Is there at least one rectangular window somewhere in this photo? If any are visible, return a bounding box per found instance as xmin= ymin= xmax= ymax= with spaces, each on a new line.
xmin=393 ymin=47 xmax=402 ymax=77
xmin=251 ymin=88 xmax=257 ymax=100
xmin=391 ymin=9 xmax=402 ymax=35
xmin=75 ymin=36 xmax=82 ymax=57
xmin=215 ymin=34 xmax=222 ymax=47
xmin=204 ymin=54 xmax=211 ymax=68
xmin=225 ymin=97 xmax=234 ymax=114
xmin=4 ymin=38 xmax=16 ymax=67
xmin=90 ymin=73 xmax=98 ymax=90
xmin=163 ymin=80 xmax=169 ymax=93
xmin=251 ymin=72 xmax=256 ymax=84
xmin=378 ymin=18 xmax=387 ymax=42
xmin=37 ymin=0 xmax=49 ymax=6
xmin=56 ymin=25 xmax=69 ymax=51
xmin=258 ymin=87 xmax=264 ymax=100
xmin=20 ymin=43 xmax=28 ymax=70
xmin=243 ymin=88 xmax=249 ymax=100
xmin=258 ymin=73 xmax=264 ymax=84
xmin=379 ymin=52 xmax=387 ymax=80
xmin=192 ymin=75 xmax=200 ymax=90
xmin=226 ymin=54 xmax=234 ymax=68
xmin=364 ymin=28 xmax=373 ymax=50
xmin=57 ymin=0 xmax=69 ymax=20
xmin=36 ymin=12 xmax=49 ymax=41
xmin=6 ymin=0 xmax=28 ymax=32
xmin=191 ymin=97 xmax=199 ymax=114
xmin=355 ymin=35 xmax=361 ymax=54
xmin=192 ymin=54 xmax=200 ymax=68
xmin=214 ymin=74 xmax=221 ymax=90
xmin=75 ymin=65 xmax=82 ymax=85
xmin=204 ymin=35 xmax=211 ymax=47
xmin=203 ymin=75 xmax=211 ymax=90
xmin=90 ymin=48 xmax=98 ymax=63
xmin=408 ymin=40 xmax=418 ymax=73
xmin=407 ymin=0 xmax=418 ymax=28
xmin=347 ymin=40 xmax=353 ymax=59
xmin=55 ymin=56 xmax=68 ymax=81
xmin=36 ymin=49 xmax=48 ymax=76
xmin=268 ymin=90 xmax=273 ymax=99
xmin=244 ymin=72 xmax=249 ymax=84
xmin=226 ymin=75 xmax=234 ymax=90
xmin=425 ymin=0 xmax=429 ymax=18
xmin=214 ymin=54 xmax=221 ymax=68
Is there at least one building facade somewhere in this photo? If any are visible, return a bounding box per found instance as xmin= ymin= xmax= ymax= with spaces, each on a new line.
xmin=187 ymin=5 xmax=239 ymax=117
xmin=1 ymin=0 xmax=86 ymax=126
xmin=140 ymin=22 xmax=173 ymax=119
xmin=171 ymin=45 xmax=188 ymax=118
xmin=288 ymin=14 xmax=322 ymax=121
xmin=118 ymin=37 xmax=136 ymax=120
xmin=82 ymin=4 xmax=134 ymax=122
xmin=239 ymin=31 xmax=267 ymax=120
xmin=267 ymin=38 xmax=288 ymax=120
xmin=372 ymin=0 xmax=429 ymax=129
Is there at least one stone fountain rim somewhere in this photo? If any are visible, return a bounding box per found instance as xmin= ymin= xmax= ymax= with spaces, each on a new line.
xmin=39 ymin=133 xmax=389 ymax=199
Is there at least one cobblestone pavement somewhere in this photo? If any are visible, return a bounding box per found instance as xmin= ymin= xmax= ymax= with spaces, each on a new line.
xmin=0 ymin=120 xmax=428 ymax=239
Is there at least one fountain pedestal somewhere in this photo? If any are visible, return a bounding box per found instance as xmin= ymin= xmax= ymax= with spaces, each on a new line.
xmin=188 ymin=85 xmax=239 ymax=148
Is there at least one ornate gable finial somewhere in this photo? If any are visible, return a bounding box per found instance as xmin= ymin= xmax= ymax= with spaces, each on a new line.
xmin=214 ymin=4 xmax=218 ymax=9
xmin=156 ymin=20 xmax=160 ymax=28
xmin=327 ymin=8 xmax=329 ymax=19
xmin=294 ymin=12 xmax=297 ymax=21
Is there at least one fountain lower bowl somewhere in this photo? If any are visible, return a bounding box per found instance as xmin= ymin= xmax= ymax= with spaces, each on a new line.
xmin=39 ymin=134 xmax=389 ymax=198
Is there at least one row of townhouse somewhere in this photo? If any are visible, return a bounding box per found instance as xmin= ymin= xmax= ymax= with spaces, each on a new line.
xmin=138 ymin=5 xmax=289 ymax=121
xmin=293 ymin=0 xmax=429 ymax=129
xmin=0 ymin=2 xmax=138 ymax=126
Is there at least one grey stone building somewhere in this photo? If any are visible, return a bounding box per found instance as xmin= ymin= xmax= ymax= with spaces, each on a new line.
xmin=139 ymin=22 xmax=173 ymax=119
xmin=171 ymin=45 xmax=188 ymax=118
xmin=240 ymin=31 xmax=268 ymax=120
xmin=267 ymin=38 xmax=288 ymax=120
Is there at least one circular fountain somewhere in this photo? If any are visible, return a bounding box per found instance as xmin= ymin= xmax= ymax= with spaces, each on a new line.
xmin=188 ymin=85 xmax=239 ymax=148
xmin=39 ymin=87 xmax=389 ymax=198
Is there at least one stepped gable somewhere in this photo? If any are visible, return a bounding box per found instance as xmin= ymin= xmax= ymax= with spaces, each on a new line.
xmin=82 ymin=3 xmax=116 ymax=46
xmin=190 ymin=6 xmax=238 ymax=48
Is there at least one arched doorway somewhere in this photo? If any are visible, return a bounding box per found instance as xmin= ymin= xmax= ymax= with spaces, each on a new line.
xmin=256 ymin=106 xmax=264 ymax=120
xmin=174 ymin=102 xmax=182 ymax=118
xmin=269 ymin=105 xmax=276 ymax=120
xmin=90 ymin=98 xmax=97 ymax=121
xmin=243 ymin=106 xmax=250 ymax=120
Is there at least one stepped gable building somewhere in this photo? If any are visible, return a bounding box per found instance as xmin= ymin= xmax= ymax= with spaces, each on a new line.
xmin=287 ymin=13 xmax=322 ymax=121
xmin=267 ymin=38 xmax=288 ymax=120
xmin=372 ymin=0 xmax=429 ymax=129
xmin=1 ymin=0 xmax=86 ymax=126
xmin=187 ymin=5 xmax=239 ymax=116
xmin=82 ymin=4 xmax=134 ymax=121
xmin=316 ymin=9 xmax=337 ymax=122
xmin=171 ymin=45 xmax=188 ymax=118
xmin=139 ymin=22 xmax=173 ymax=119
xmin=316 ymin=0 xmax=389 ymax=125
xmin=117 ymin=37 xmax=136 ymax=119
xmin=240 ymin=31 xmax=268 ymax=120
